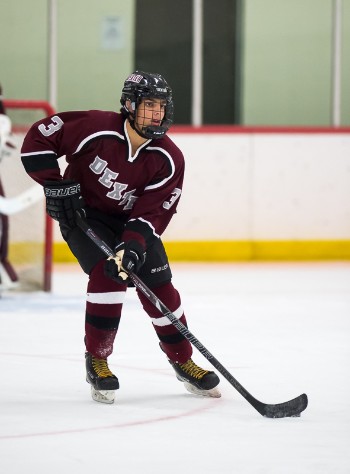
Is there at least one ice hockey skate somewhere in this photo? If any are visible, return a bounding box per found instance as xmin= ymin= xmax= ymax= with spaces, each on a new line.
xmin=0 ymin=261 xmax=19 ymax=291
xmin=85 ymin=352 xmax=119 ymax=404
xmin=168 ymin=357 xmax=221 ymax=398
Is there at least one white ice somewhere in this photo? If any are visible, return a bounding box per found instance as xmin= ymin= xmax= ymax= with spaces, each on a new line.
xmin=0 ymin=262 xmax=349 ymax=474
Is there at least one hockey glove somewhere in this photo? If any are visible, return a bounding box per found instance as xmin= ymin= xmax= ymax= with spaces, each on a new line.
xmin=104 ymin=240 xmax=146 ymax=284
xmin=44 ymin=180 xmax=85 ymax=228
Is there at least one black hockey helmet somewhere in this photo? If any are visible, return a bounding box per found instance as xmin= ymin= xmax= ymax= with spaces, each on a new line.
xmin=120 ymin=71 xmax=174 ymax=139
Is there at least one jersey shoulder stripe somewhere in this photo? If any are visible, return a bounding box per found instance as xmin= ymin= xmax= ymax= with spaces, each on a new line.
xmin=144 ymin=146 xmax=175 ymax=191
xmin=74 ymin=130 xmax=125 ymax=154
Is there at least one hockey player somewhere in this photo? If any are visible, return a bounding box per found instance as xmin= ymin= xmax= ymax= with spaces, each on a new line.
xmin=0 ymin=84 xmax=19 ymax=290
xmin=21 ymin=71 xmax=220 ymax=403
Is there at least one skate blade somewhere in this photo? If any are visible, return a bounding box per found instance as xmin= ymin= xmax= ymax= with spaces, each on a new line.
xmin=183 ymin=381 xmax=221 ymax=398
xmin=90 ymin=387 xmax=115 ymax=404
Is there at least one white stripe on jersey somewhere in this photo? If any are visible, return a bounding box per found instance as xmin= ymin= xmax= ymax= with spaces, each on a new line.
xmin=86 ymin=291 xmax=126 ymax=304
xmin=124 ymin=120 xmax=151 ymax=162
xmin=144 ymin=146 xmax=175 ymax=190
xmin=128 ymin=217 xmax=160 ymax=238
xmin=74 ymin=131 xmax=125 ymax=154
xmin=151 ymin=304 xmax=184 ymax=326
xmin=21 ymin=150 xmax=57 ymax=157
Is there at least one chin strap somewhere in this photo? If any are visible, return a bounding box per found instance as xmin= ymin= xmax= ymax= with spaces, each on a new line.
xmin=128 ymin=116 xmax=150 ymax=140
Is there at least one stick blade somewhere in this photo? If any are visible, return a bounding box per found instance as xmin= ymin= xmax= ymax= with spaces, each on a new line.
xmin=255 ymin=393 xmax=308 ymax=419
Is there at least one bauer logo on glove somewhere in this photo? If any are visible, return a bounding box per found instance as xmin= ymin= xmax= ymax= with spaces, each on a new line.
xmin=44 ymin=183 xmax=81 ymax=198
xmin=44 ymin=180 xmax=85 ymax=228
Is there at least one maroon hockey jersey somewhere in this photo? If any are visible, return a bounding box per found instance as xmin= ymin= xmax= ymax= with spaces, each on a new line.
xmin=21 ymin=111 xmax=184 ymax=248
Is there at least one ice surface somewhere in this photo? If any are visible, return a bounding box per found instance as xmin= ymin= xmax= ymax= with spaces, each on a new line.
xmin=0 ymin=262 xmax=349 ymax=473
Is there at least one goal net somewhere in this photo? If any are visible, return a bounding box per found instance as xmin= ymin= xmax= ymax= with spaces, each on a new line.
xmin=0 ymin=100 xmax=54 ymax=292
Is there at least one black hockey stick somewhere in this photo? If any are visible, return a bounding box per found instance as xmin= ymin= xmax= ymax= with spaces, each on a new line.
xmin=75 ymin=210 xmax=308 ymax=418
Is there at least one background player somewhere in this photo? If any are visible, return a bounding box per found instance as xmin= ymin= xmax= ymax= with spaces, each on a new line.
xmin=0 ymin=84 xmax=18 ymax=290
xmin=21 ymin=71 xmax=220 ymax=403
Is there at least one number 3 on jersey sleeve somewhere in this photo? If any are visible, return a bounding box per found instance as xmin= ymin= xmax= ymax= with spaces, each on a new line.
xmin=38 ymin=115 xmax=64 ymax=137
xmin=163 ymin=187 xmax=181 ymax=210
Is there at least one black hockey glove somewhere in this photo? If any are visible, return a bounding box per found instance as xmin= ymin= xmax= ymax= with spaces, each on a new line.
xmin=104 ymin=240 xmax=146 ymax=284
xmin=44 ymin=180 xmax=85 ymax=228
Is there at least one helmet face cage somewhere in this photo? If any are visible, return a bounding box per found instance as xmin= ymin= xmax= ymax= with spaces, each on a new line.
xmin=120 ymin=71 xmax=174 ymax=139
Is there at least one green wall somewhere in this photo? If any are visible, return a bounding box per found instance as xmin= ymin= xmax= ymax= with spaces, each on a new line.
xmin=1 ymin=0 xmax=135 ymax=113
xmin=1 ymin=1 xmax=48 ymax=101
xmin=343 ymin=0 xmax=350 ymax=124
xmin=1 ymin=0 xmax=349 ymax=125
xmin=242 ymin=0 xmax=350 ymax=126
xmin=57 ymin=0 xmax=135 ymax=112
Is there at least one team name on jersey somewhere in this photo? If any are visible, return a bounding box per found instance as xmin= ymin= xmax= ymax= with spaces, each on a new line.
xmin=89 ymin=156 xmax=137 ymax=210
